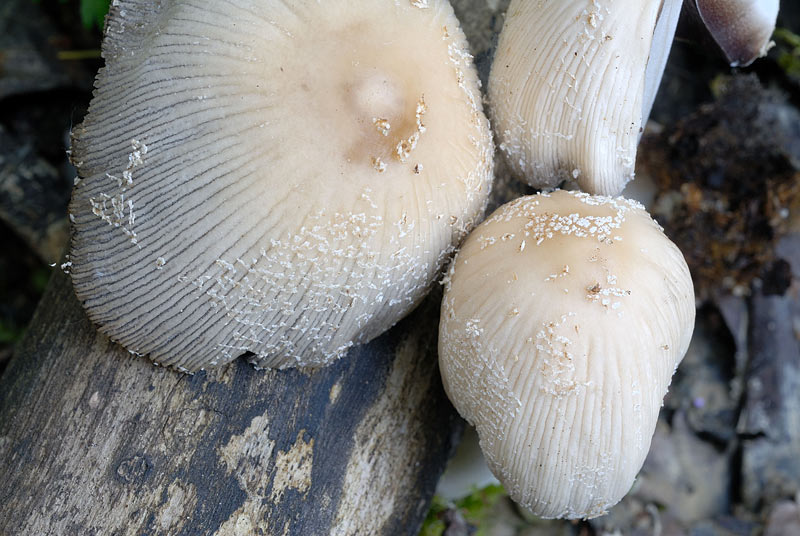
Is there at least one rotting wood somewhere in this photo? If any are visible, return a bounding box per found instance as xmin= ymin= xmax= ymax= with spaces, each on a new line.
xmin=739 ymin=287 xmax=800 ymax=512
xmin=0 ymin=268 xmax=461 ymax=535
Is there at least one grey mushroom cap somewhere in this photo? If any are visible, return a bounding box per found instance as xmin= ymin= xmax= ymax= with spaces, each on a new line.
xmin=694 ymin=0 xmax=780 ymax=67
xmin=438 ymin=190 xmax=695 ymax=519
xmin=69 ymin=0 xmax=493 ymax=370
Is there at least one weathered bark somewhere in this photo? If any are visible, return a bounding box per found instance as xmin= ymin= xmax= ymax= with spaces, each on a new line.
xmin=0 ymin=268 xmax=461 ymax=535
xmin=739 ymin=287 xmax=800 ymax=512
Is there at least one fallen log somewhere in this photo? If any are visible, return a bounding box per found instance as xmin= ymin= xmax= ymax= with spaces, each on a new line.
xmin=0 ymin=268 xmax=460 ymax=535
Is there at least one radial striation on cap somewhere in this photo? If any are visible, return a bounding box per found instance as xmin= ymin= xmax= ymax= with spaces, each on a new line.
xmin=438 ymin=190 xmax=695 ymax=519
xmin=488 ymin=0 xmax=681 ymax=196
xmin=69 ymin=0 xmax=494 ymax=370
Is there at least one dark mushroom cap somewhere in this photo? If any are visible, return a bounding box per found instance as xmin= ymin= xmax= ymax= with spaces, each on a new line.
xmin=695 ymin=0 xmax=779 ymax=67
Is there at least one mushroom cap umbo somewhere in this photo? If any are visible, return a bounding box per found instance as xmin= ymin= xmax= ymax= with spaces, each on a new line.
xmin=69 ymin=0 xmax=493 ymax=370
xmin=694 ymin=0 xmax=780 ymax=67
xmin=488 ymin=0 xmax=681 ymax=196
xmin=438 ymin=190 xmax=695 ymax=519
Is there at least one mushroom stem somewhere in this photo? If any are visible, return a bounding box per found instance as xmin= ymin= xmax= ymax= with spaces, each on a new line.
xmin=642 ymin=0 xmax=684 ymax=130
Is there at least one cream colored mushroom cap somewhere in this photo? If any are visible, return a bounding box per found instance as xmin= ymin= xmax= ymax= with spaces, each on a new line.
xmin=438 ymin=190 xmax=695 ymax=519
xmin=69 ymin=0 xmax=493 ymax=370
xmin=488 ymin=0 xmax=677 ymax=196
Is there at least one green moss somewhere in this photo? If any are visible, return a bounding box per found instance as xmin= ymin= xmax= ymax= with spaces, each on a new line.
xmin=419 ymin=484 xmax=506 ymax=536
xmin=419 ymin=495 xmax=448 ymax=536
xmin=459 ymin=484 xmax=504 ymax=535
xmin=30 ymin=268 xmax=51 ymax=294
xmin=31 ymin=0 xmax=110 ymax=30
xmin=79 ymin=0 xmax=110 ymax=30
xmin=0 ymin=320 xmax=24 ymax=345
xmin=774 ymin=28 xmax=800 ymax=80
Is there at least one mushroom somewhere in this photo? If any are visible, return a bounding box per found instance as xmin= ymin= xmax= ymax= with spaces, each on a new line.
xmin=438 ymin=190 xmax=695 ymax=519
xmin=69 ymin=0 xmax=494 ymax=370
xmin=692 ymin=0 xmax=780 ymax=67
xmin=488 ymin=0 xmax=781 ymax=197
xmin=488 ymin=0 xmax=683 ymax=196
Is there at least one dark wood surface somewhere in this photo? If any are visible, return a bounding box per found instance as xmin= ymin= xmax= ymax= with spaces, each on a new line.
xmin=0 ymin=268 xmax=461 ymax=535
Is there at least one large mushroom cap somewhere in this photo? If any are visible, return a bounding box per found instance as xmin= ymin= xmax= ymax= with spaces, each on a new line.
xmin=438 ymin=190 xmax=695 ymax=519
xmin=488 ymin=0 xmax=681 ymax=196
xmin=69 ymin=0 xmax=493 ymax=370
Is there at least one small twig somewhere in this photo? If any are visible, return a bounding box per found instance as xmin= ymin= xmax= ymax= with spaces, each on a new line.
xmin=57 ymin=50 xmax=102 ymax=61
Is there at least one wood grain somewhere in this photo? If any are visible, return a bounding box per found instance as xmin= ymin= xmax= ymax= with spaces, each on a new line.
xmin=0 ymin=269 xmax=461 ymax=535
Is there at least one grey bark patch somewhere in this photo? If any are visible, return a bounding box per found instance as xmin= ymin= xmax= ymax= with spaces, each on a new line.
xmin=0 ymin=269 xmax=459 ymax=534
xmin=116 ymin=454 xmax=151 ymax=484
xmin=740 ymin=292 xmax=800 ymax=512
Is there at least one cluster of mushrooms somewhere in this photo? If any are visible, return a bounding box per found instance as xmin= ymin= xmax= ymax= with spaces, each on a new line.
xmin=69 ymin=0 xmax=778 ymax=521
